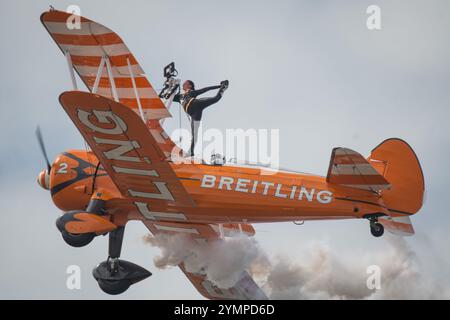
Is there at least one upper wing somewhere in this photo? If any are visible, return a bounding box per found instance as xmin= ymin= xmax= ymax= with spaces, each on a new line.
xmin=143 ymin=220 xmax=268 ymax=300
xmin=326 ymin=147 xmax=391 ymax=192
xmin=59 ymin=91 xmax=194 ymax=207
xmin=41 ymin=9 xmax=182 ymax=158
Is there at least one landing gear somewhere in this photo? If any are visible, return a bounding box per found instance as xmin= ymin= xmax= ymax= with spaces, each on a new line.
xmin=370 ymin=220 xmax=384 ymax=237
xmin=55 ymin=199 xmax=106 ymax=248
xmin=56 ymin=199 xmax=151 ymax=294
xmin=93 ymin=227 xmax=152 ymax=295
xmin=364 ymin=214 xmax=386 ymax=238
xmin=61 ymin=229 xmax=95 ymax=247
xmin=56 ymin=211 xmax=96 ymax=247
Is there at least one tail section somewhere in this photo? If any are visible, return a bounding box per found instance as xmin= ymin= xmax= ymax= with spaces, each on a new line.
xmin=367 ymin=138 xmax=425 ymax=215
xmin=327 ymin=138 xmax=425 ymax=237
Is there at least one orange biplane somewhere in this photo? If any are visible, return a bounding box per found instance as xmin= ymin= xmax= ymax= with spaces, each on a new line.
xmin=37 ymin=9 xmax=425 ymax=299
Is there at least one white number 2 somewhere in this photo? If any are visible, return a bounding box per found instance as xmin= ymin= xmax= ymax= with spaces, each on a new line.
xmin=57 ymin=162 xmax=68 ymax=174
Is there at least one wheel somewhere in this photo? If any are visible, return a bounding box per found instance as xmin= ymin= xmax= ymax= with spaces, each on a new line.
xmin=61 ymin=230 xmax=95 ymax=247
xmin=97 ymin=278 xmax=131 ymax=295
xmin=93 ymin=259 xmax=152 ymax=295
xmin=370 ymin=222 xmax=384 ymax=237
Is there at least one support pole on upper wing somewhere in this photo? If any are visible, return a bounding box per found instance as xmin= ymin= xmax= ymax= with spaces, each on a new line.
xmin=126 ymin=57 xmax=146 ymax=122
xmin=92 ymin=57 xmax=106 ymax=94
xmin=105 ymin=57 xmax=119 ymax=102
xmin=64 ymin=51 xmax=78 ymax=90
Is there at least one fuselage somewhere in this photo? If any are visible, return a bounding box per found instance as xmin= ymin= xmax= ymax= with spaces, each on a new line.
xmin=42 ymin=150 xmax=387 ymax=226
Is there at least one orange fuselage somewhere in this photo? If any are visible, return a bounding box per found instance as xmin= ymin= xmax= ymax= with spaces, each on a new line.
xmin=46 ymin=150 xmax=387 ymax=227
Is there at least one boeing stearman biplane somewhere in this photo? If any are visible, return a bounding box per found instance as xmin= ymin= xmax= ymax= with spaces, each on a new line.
xmin=37 ymin=9 xmax=425 ymax=298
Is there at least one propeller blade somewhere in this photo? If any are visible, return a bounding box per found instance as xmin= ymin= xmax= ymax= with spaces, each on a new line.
xmin=36 ymin=126 xmax=51 ymax=172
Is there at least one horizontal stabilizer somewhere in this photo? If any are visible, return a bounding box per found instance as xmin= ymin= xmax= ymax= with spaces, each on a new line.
xmin=326 ymin=147 xmax=391 ymax=192
xmin=379 ymin=216 xmax=415 ymax=236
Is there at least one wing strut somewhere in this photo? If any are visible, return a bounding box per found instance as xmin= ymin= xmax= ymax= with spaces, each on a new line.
xmin=104 ymin=57 xmax=119 ymax=102
xmin=65 ymin=51 xmax=78 ymax=90
xmin=127 ymin=57 xmax=146 ymax=122
xmin=92 ymin=57 xmax=106 ymax=94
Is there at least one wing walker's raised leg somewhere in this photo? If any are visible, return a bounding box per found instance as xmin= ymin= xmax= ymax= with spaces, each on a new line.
xmin=92 ymin=226 xmax=152 ymax=295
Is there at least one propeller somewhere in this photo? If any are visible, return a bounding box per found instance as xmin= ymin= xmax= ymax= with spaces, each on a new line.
xmin=36 ymin=126 xmax=51 ymax=173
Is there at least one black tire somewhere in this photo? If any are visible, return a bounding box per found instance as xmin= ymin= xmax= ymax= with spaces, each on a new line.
xmin=370 ymin=222 xmax=384 ymax=237
xmin=97 ymin=279 xmax=131 ymax=295
xmin=61 ymin=230 xmax=95 ymax=247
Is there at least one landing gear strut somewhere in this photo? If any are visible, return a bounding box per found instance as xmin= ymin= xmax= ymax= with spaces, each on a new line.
xmin=369 ymin=219 xmax=384 ymax=237
xmin=92 ymin=226 xmax=152 ymax=295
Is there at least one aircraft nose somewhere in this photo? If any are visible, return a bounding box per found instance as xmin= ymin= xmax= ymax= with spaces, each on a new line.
xmin=37 ymin=169 xmax=50 ymax=190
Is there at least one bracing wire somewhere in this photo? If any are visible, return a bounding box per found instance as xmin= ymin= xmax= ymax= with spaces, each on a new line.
xmin=84 ymin=140 xmax=94 ymax=175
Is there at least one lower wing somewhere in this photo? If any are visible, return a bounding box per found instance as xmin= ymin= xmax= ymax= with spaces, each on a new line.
xmin=143 ymin=220 xmax=268 ymax=300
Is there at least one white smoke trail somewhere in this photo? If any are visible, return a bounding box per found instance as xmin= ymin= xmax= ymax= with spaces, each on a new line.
xmin=143 ymin=233 xmax=450 ymax=299
xmin=143 ymin=233 xmax=268 ymax=289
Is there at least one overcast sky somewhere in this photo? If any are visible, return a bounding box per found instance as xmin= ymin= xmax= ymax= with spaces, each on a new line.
xmin=1 ymin=0 xmax=450 ymax=299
